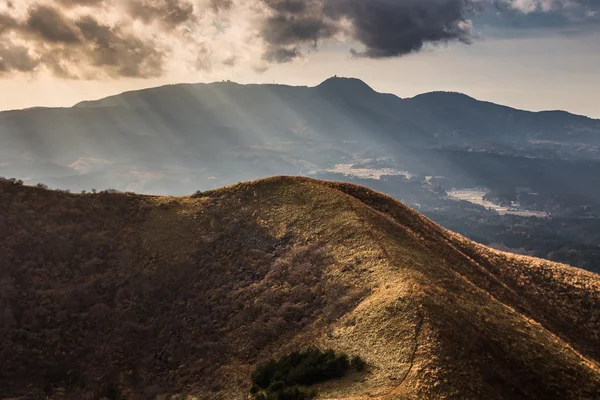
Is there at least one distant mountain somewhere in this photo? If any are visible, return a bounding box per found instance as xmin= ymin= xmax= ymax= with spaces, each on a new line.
xmin=1 ymin=176 xmax=600 ymax=399
xmin=1 ymin=77 xmax=599 ymax=195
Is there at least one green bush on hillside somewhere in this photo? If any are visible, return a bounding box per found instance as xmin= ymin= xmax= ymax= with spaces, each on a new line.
xmin=351 ymin=355 xmax=367 ymax=372
xmin=251 ymin=348 xmax=366 ymax=400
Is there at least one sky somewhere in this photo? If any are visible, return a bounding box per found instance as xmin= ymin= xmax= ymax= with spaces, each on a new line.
xmin=1 ymin=0 xmax=599 ymax=117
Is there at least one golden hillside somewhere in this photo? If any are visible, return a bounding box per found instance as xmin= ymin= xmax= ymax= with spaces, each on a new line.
xmin=0 ymin=176 xmax=599 ymax=399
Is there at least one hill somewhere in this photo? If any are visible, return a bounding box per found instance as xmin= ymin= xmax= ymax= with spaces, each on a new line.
xmin=1 ymin=176 xmax=599 ymax=399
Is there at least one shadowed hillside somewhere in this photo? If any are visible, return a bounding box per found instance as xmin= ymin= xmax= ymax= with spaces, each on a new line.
xmin=0 ymin=176 xmax=599 ymax=399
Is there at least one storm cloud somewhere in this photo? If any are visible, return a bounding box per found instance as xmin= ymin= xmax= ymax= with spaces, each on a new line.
xmin=260 ymin=0 xmax=479 ymax=61
xmin=0 ymin=0 xmax=597 ymax=79
xmin=328 ymin=0 xmax=478 ymax=57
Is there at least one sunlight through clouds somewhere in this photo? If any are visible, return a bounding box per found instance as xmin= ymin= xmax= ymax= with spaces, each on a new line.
xmin=1 ymin=0 xmax=598 ymax=81
xmin=0 ymin=0 xmax=484 ymax=79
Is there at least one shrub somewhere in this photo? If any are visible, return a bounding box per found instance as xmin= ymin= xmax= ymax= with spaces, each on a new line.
xmin=267 ymin=380 xmax=286 ymax=392
xmin=251 ymin=348 xmax=362 ymax=400
xmin=350 ymin=355 xmax=367 ymax=372
xmin=191 ymin=190 xmax=208 ymax=198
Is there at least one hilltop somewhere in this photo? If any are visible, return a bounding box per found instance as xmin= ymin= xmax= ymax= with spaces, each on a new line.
xmin=0 ymin=176 xmax=599 ymax=399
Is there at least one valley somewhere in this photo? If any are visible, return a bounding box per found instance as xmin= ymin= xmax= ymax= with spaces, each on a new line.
xmin=447 ymin=189 xmax=548 ymax=218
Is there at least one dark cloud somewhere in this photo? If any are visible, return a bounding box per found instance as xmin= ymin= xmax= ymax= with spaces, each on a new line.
xmin=324 ymin=0 xmax=477 ymax=57
xmin=264 ymin=0 xmax=311 ymax=13
xmin=260 ymin=0 xmax=330 ymax=61
xmin=76 ymin=16 xmax=165 ymax=77
xmin=257 ymin=0 xmax=598 ymax=61
xmin=259 ymin=0 xmax=478 ymax=61
xmin=126 ymin=0 xmax=195 ymax=28
xmin=262 ymin=46 xmax=301 ymax=62
xmin=26 ymin=5 xmax=82 ymax=43
xmin=261 ymin=14 xmax=337 ymax=46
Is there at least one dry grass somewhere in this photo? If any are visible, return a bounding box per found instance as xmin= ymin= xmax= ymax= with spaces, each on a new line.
xmin=1 ymin=176 xmax=599 ymax=399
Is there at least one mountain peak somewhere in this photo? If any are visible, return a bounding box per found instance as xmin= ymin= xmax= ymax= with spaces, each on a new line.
xmin=316 ymin=76 xmax=376 ymax=94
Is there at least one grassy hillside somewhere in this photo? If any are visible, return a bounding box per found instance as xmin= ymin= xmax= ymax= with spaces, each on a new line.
xmin=0 ymin=176 xmax=599 ymax=399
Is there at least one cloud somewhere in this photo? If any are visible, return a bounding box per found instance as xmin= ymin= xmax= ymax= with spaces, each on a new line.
xmin=210 ymin=0 xmax=234 ymax=12
xmin=126 ymin=0 xmax=195 ymax=29
xmin=505 ymin=0 xmax=599 ymax=13
xmin=0 ymin=2 xmax=170 ymax=78
xmin=0 ymin=43 xmax=40 ymax=73
xmin=69 ymin=157 xmax=112 ymax=173
xmin=325 ymin=0 xmax=478 ymax=58
xmin=261 ymin=14 xmax=337 ymax=46
xmin=508 ymin=0 xmax=554 ymax=13
xmin=76 ymin=15 xmax=165 ymax=77
xmin=0 ymin=0 xmax=598 ymax=79
xmin=258 ymin=0 xmax=480 ymax=61
xmin=0 ymin=13 xmax=18 ymax=35
xmin=222 ymin=55 xmax=237 ymax=66
xmin=26 ymin=5 xmax=82 ymax=43
xmin=55 ymin=0 xmax=105 ymax=8
xmin=262 ymin=46 xmax=302 ymax=62
xmin=481 ymin=0 xmax=600 ymax=34
xmin=500 ymin=0 xmax=600 ymax=19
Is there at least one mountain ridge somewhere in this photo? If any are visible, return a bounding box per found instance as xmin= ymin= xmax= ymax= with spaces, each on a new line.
xmin=1 ymin=175 xmax=599 ymax=399
xmin=67 ymin=77 xmax=598 ymax=120
xmin=1 ymin=78 xmax=596 ymax=123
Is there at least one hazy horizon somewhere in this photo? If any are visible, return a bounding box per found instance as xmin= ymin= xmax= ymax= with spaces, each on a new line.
xmin=3 ymin=71 xmax=600 ymax=119
xmin=1 ymin=0 xmax=599 ymax=118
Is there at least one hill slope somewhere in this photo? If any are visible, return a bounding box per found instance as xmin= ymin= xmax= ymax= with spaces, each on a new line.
xmin=0 ymin=176 xmax=599 ymax=399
